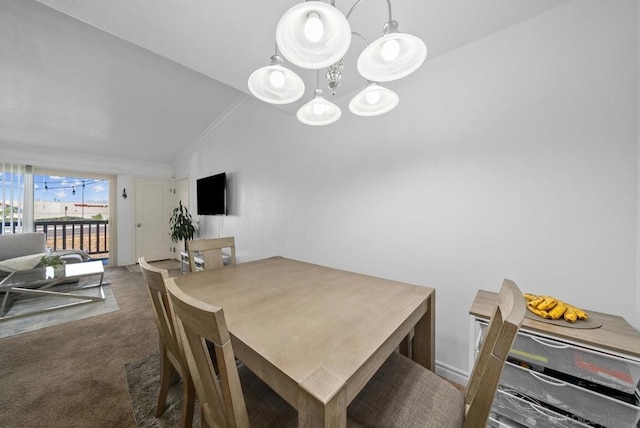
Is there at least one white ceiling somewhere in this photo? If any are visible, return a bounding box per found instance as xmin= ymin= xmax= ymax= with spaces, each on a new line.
xmin=0 ymin=0 xmax=568 ymax=166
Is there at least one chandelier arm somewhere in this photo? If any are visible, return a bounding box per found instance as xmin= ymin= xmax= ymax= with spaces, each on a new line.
xmin=351 ymin=31 xmax=369 ymax=47
xmin=346 ymin=0 xmax=392 ymax=21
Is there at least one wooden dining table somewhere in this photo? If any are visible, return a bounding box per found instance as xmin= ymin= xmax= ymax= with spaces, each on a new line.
xmin=174 ymin=256 xmax=435 ymax=428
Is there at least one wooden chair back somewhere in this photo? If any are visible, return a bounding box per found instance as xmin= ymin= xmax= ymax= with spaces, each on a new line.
xmin=139 ymin=257 xmax=181 ymax=359
xmin=187 ymin=237 xmax=237 ymax=272
xmin=463 ymin=279 xmax=526 ymax=428
xmin=139 ymin=257 xmax=196 ymax=428
xmin=165 ymin=276 xmax=249 ymax=428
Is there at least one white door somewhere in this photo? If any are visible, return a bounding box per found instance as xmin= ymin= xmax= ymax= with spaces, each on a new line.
xmin=135 ymin=178 xmax=172 ymax=262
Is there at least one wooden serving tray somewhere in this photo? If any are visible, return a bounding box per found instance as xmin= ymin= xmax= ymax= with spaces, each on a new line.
xmin=524 ymin=311 xmax=602 ymax=329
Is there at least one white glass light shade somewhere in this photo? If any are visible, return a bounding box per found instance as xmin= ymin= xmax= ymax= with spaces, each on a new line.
xmin=248 ymin=64 xmax=305 ymax=104
xmin=276 ymin=2 xmax=351 ymax=69
xmin=297 ymin=90 xmax=341 ymax=126
xmin=349 ymin=83 xmax=399 ymax=117
xmin=357 ymin=33 xmax=427 ymax=82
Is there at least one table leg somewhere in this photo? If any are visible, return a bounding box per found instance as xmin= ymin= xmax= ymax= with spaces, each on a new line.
xmin=1 ymin=289 xmax=11 ymax=317
xmin=0 ymin=271 xmax=16 ymax=317
xmin=399 ymin=329 xmax=413 ymax=359
xmin=298 ymin=367 xmax=347 ymax=428
xmin=412 ymin=290 xmax=435 ymax=371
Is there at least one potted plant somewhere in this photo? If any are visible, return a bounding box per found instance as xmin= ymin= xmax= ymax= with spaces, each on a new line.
xmin=40 ymin=253 xmax=66 ymax=275
xmin=170 ymin=200 xmax=197 ymax=251
xmin=40 ymin=254 xmax=64 ymax=268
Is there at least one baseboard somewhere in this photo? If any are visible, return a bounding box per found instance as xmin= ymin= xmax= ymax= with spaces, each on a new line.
xmin=435 ymin=360 xmax=469 ymax=387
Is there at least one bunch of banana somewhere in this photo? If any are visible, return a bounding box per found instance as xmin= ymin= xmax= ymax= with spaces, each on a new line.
xmin=523 ymin=293 xmax=588 ymax=323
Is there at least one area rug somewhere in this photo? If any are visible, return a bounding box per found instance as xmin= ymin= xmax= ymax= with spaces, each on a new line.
xmin=124 ymin=352 xmax=199 ymax=428
xmin=0 ymin=280 xmax=118 ymax=338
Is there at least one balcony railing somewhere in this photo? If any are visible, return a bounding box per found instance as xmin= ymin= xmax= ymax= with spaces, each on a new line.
xmin=34 ymin=220 xmax=109 ymax=257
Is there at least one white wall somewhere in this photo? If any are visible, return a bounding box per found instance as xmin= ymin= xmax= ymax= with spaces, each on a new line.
xmin=116 ymin=173 xmax=136 ymax=266
xmin=176 ymin=0 xmax=638 ymax=379
xmin=637 ymin=0 xmax=640 ymax=356
xmin=174 ymin=98 xmax=288 ymax=262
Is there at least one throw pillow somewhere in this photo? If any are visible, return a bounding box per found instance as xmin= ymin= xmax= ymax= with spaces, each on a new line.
xmin=0 ymin=253 xmax=48 ymax=272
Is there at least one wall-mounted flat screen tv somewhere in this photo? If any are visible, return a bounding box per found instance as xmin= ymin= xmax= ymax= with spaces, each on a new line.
xmin=197 ymin=172 xmax=226 ymax=215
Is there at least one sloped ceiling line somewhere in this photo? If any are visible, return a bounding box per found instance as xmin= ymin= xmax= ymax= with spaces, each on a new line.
xmin=172 ymin=93 xmax=250 ymax=168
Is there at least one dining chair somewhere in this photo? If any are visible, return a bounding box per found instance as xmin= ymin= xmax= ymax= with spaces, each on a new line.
xmin=164 ymin=276 xmax=298 ymax=428
xmin=138 ymin=257 xmax=195 ymax=428
xmin=348 ymin=279 xmax=526 ymax=428
xmin=186 ymin=236 xmax=237 ymax=272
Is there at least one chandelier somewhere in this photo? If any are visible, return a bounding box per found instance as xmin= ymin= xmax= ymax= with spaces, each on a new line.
xmin=247 ymin=0 xmax=427 ymax=126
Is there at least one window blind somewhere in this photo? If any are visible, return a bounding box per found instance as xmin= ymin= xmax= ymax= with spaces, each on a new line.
xmin=1 ymin=164 xmax=33 ymax=234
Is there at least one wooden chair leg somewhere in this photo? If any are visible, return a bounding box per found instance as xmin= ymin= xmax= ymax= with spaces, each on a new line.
xmin=156 ymin=348 xmax=173 ymax=417
xmin=200 ymin=404 xmax=210 ymax=428
xmin=399 ymin=328 xmax=414 ymax=359
xmin=180 ymin=372 xmax=196 ymax=428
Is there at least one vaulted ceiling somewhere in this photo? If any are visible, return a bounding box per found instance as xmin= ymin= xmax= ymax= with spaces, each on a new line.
xmin=0 ymin=0 xmax=568 ymax=166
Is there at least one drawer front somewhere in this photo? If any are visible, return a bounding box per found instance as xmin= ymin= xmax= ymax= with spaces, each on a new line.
xmin=501 ymin=362 xmax=640 ymax=427
xmin=479 ymin=322 xmax=640 ymax=394
xmin=487 ymin=414 xmax=525 ymax=428
xmin=492 ymin=388 xmax=593 ymax=428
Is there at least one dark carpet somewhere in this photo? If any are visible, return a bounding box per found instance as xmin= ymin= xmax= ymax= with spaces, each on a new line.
xmin=0 ymin=261 xmax=181 ymax=428
xmin=124 ymin=353 xmax=199 ymax=428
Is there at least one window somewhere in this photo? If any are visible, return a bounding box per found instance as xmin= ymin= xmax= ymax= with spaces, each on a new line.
xmin=0 ymin=163 xmax=33 ymax=234
xmin=33 ymin=169 xmax=112 ymax=263
xmin=1 ymin=165 xmax=114 ymax=264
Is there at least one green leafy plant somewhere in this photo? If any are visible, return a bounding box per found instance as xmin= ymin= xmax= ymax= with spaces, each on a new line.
xmin=170 ymin=200 xmax=197 ymax=250
xmin=41 ymin=254 xmax=64 ymax=267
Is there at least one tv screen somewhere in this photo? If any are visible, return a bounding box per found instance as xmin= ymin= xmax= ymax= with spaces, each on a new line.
xmin=197 ymin=172 xmax=227 ymax=215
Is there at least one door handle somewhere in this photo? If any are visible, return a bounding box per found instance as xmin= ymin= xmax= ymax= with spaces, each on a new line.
xmin=137 ymin=223 xmax=142 ymax=227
